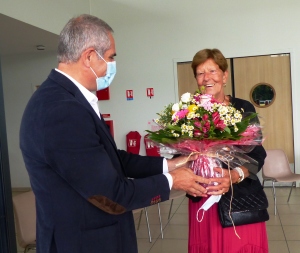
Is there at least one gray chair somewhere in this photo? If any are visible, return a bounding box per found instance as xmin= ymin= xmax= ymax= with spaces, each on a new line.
xmin=133 ymin=208 xmax=152 ymax=242
xmin=262 ymin=149 xmax=300 ymax=215
xmin=12 ymin=191 xmax=36 ymax=253
xmin=168 ymin=189 xmax=186 ymax=219
xmin=133 ymin=204 xmax=163 ymax=243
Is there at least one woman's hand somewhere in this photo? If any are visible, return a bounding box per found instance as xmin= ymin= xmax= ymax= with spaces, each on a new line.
xmin=206 ymin=167 xmax=230 ymax=195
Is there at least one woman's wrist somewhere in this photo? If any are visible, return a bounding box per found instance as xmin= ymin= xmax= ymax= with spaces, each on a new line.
xmin=233 ymin=167 xmax=244 ymax=183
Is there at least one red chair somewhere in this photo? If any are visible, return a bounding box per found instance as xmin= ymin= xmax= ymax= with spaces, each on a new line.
xmin=126 ymin=131 xmax=141 ymax=154
xmin=144 ymin=134 xmax=160 ymax=157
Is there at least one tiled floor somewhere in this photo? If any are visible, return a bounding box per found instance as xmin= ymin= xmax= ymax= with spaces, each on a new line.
xmin=13 ymin=186 xmax=300 ymax=253
xmin=134 ymin=187 xmax=300 ymax=253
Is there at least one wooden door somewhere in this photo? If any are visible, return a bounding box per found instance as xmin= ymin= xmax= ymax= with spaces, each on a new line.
xmin=233 ymin=54 xmax=294 ymax=162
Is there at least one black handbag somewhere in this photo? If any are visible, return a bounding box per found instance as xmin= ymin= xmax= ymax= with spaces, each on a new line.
xmin=218 ymin=178 xmax=269 ymax=228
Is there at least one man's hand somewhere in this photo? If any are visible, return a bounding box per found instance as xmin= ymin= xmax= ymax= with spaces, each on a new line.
xmin=169 ymin=167 xmax=231 ymax=197
xmin=169 ymin=167 xmax=210 ymax=197
xmin=167 ymin=154 xmax=199 ymax=172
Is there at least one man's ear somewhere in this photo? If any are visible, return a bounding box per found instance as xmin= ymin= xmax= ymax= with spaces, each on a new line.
xmin=82 ymin=48 xmax=95 ymax=67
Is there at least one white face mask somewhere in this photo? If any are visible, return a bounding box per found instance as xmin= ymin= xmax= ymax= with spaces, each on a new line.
xmin=196 ymin=195 xmax=222 ymax=222
xmin=90 ymin=51 xmax=116 ymax=91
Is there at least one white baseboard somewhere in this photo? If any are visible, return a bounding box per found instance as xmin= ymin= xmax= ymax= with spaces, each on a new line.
xmin=11 ymin=187 xmax=32 ymax=192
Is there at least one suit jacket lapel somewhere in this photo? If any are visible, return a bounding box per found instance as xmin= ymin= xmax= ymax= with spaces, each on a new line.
xmin=50 ymin=69 xmax=128 ymax=176
xmin=48 ymin=69 xmax=118 ymax=151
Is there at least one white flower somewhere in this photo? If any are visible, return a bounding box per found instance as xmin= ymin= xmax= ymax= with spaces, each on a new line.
xmin=172 ymin=103 xmax=180 ymax=112
xmin=187 ymin=112 xmax=195 ymax=119
xmin=218 ymin=106 xmax=229 ymax=116
xmin=181 ymin=104 xmax=188 ymax=109
xmin=181 ymin=92 xmax=191 ymax=103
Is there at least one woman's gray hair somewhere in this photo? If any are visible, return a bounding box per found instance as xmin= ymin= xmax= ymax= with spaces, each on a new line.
xmin=57 ymin=14 xmax=114 ymax=63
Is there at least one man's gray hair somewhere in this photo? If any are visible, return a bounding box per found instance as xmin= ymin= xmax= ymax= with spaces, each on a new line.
xmin=57 ymin=14 xmax=114 ymax=63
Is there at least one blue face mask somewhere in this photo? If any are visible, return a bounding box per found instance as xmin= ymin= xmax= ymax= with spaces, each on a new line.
xmin=90 ymin=51 xmax=116 ymax=91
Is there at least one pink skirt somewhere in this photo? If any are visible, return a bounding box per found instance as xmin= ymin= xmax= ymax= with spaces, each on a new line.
xmin=188 ymin=197 xmax=269 ymax=253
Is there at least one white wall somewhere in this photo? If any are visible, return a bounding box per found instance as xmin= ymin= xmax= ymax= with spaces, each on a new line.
xmin=1 ymin=0 xmax=300 ymax=187
xmin=0 ymin=0 xmax=90 ymax=34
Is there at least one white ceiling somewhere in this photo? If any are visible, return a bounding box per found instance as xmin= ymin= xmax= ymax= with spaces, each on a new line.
xmin=0 ymin=13 xmax=58 ymax=56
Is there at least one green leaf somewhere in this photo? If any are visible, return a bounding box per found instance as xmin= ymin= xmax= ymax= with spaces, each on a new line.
xmin=235 ymin=120 xmax=249 ymax=135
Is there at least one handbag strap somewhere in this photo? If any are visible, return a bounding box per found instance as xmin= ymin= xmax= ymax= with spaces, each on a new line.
xmin=223 ymin=159 xmax=240 ymax=239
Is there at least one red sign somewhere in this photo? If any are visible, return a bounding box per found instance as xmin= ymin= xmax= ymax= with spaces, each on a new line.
xmin=126 ymin=90 xmax=133 ymax=100
xmin=147 ymin=88 xmax=154 ymax=98
xmin=102 ymin=114 xmax=111 ymax=118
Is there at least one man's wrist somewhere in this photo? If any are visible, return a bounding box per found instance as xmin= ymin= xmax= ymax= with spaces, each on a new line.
xmin=163 ymin=172 xmax=173 ymax=190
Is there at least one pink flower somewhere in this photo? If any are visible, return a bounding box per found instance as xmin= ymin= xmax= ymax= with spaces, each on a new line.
xmin=202 ymin=114 xmax=209 ymax=121
xmin=215 ymin=121 xmax=226 ymax=130
xmin=210 ymin=97 xmax=220 ymax=104
xmin=202 ymin=121 xmax=210 ymax=133
xmin=174 ymin=109 xmax=189 ymax=120
xmin=194 ymin=129 xmax=202 ymax=137
xmin=199 ymin=94 xmax=212 ymax=105
xmin=212 ymin=112 xmax=226 ymax=130
xmin=194 ymin=119 xmax=201 ymax=128
xmin=212 ymin=112 xmax=220 ymax=121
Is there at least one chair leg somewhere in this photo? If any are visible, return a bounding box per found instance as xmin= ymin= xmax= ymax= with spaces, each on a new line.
xmin=136 ymin=209 xmax=143 ymax=230
xmin=168 ymin=199 xmax=174 ymax=220
xmin=287 ymin=182 xmax=295 ymax=202
xmin=24 ymin=244 xmax=36 ymax=253
xmin=157 ymin=203 xmax=163 ymax=239
xmin=144 ymin=207 xmax=152 ymax=243
xmin=272 ymin=181 xmax=277 ymax=215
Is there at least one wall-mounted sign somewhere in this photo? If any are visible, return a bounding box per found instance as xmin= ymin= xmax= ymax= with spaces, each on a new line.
xmin=102 ymin=114 xmax=111 ymax=118
xmin=147 ymin=88 xmax=154 ymax=98
xmin=126 ymin=90 xmax=133 ymax=100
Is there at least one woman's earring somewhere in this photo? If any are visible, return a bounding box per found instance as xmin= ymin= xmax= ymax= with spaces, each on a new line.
xmin=223 ymin=83 xmax=227 ymax=87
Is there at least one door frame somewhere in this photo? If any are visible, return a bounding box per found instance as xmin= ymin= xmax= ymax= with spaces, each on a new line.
xmin=0 ymin=58 xmax=17 ymax=253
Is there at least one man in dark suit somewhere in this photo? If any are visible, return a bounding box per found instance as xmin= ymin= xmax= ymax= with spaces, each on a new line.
xmin=20 ymin=14 xmax=229 ymax=253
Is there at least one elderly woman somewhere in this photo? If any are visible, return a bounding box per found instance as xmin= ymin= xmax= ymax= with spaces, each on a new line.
xmin=188 ymin=48 xmax=268 ymax=253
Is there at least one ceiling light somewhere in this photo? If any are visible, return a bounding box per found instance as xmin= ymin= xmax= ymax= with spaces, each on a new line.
xmin=36 ymin=45 xmax=45 ymax=50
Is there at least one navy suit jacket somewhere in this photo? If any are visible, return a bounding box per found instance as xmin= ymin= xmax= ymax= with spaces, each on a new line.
xmin=20 ymin=69 xmax=170 ymax=253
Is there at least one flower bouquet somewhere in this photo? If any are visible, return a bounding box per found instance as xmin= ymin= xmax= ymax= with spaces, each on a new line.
xmin=146 ymin=90 xmax=263 ymax=186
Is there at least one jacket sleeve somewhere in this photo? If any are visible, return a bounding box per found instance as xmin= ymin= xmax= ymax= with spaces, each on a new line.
xmin=43 ymin=100 xmax=170 ymax=214
xmin=231 ymin=97 xmax=267 ymax=179
xmin=117 ymin=150 xmax=165 ymax=178
xmin=243 ymin=145 xmax=267 ymax=179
